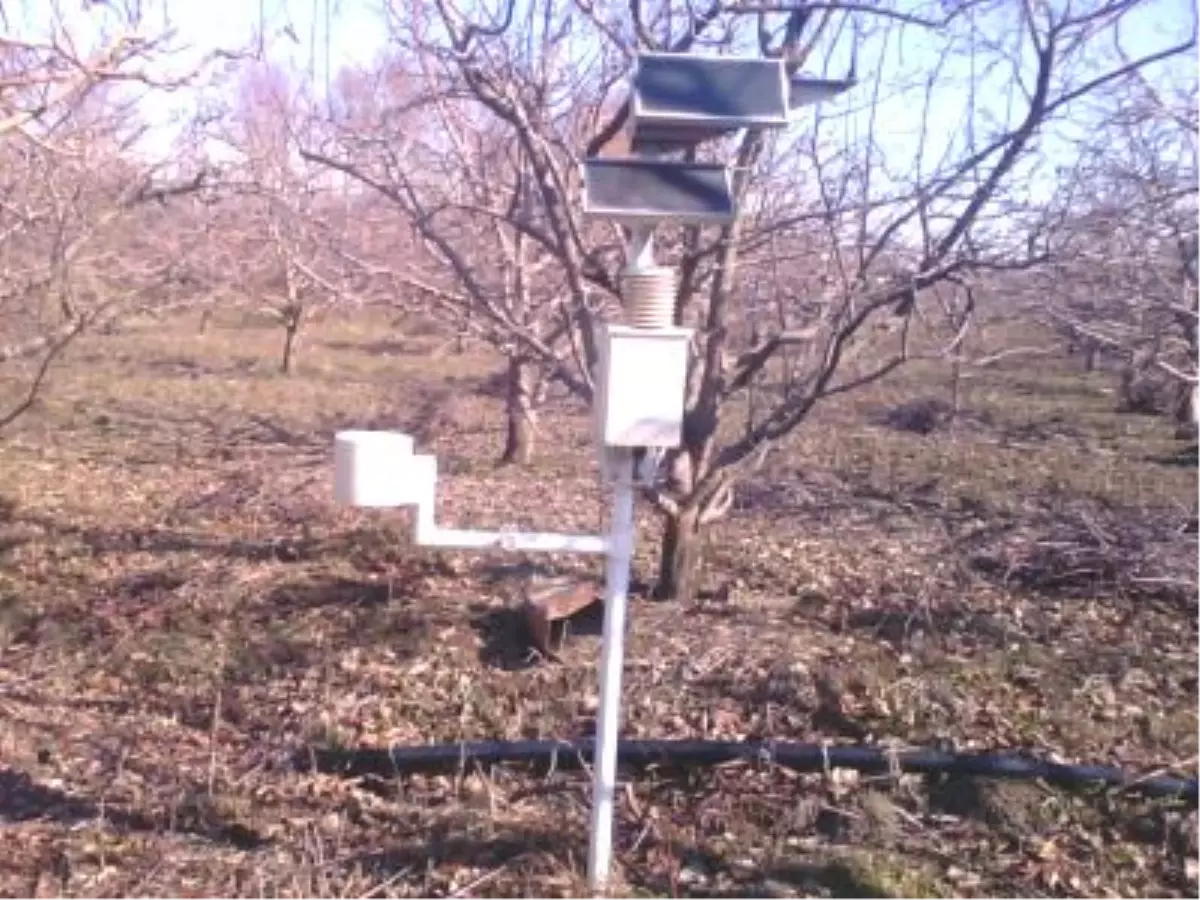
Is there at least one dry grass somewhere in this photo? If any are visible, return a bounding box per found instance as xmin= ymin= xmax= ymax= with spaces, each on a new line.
xmin=0 ymin=309 xmax=1196 ymax=898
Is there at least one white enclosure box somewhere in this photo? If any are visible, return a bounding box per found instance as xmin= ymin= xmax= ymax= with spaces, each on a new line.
xmin=334 ymin=430 xmax=437 ymax=508
xmin=593 ymin=324 xmax=692 ymax=449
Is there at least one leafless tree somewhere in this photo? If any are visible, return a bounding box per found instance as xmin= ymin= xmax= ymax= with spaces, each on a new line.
xmin=1039 ymin=62 xmax=1197 ymax=431
xmin=303 ymin=0 xmax=1194 ymax=601
xmin=301 ymin=5 xmax=621 ymax=463
xmin=0 ymin=1 xmax=246 ymax=429
xmin=202 ymin=61 xmax=358 ymax=374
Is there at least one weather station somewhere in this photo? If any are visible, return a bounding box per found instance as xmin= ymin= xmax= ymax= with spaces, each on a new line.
xmin=332 ymin=48 xmax=855 ymax=895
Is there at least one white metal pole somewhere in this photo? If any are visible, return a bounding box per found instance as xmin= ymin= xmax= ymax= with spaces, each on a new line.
xmin=586 ymin=447 xmax=637 ymax=894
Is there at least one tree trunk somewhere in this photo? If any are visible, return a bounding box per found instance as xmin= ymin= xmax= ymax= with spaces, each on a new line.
xmin=655 ymin=504 xmax=706 ymax=603
xmin=1177 ymin=320 xmax=1198 ymax=438
xmin=500 ymin=358 xmax=537 ymax=464
xmin=1118 ymin=362 xmax=1135 ymax=410
xmin=948 ymin=357 xmax=963 ymax=420
xmin=280 ymin=308 xmax=302 ymax=375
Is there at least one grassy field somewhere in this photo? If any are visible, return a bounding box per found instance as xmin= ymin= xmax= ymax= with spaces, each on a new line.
xmin=0 ymin=310 xmax=1196 ymax=898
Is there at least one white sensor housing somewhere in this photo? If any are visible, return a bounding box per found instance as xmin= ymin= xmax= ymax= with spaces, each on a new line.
xmin=593 ymin=324 xmax=691 ymax=449
xmin=333 ymin=430 xmax=436 ymax=507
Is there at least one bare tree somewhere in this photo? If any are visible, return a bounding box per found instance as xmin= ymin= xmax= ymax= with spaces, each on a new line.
xmin=303 ymin=0 xmax=1194 ymax=601
xmin=0 ymin=1 xmax=245 ymax=429
xmin=302 ymin=5 xmax=620 ymax=463
xmin=200 ymin=61 xmax=357 ymax=374
xmin=1039 ymin=64 xmax=1198 ymax=432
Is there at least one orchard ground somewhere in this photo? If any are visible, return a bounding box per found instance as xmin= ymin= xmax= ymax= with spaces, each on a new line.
xmin=0 ymin=309 xmax=1196 ymax=898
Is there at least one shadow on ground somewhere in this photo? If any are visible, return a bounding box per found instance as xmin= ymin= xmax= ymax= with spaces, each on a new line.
xmin=468 ymin=600 xmax=604 ymax=672
xmin=1145 ymin=442 xmax=1198 ymax=468
xmin=321 ymin=338 xmax=414 ymax=357
xmin=229 ymin=575 xmax=432 ymax=679
xmin=351 ymin=823 xmax=909 ymax=898
xmin=0 ymin=768 xmax=266 ymax=850
xmin=352 ymin=824 xmax=582 ymax=894
xmin=625 ymin=842 xmax=924 ymax=898
xmin=263 ymin=576 xmax=410 ymax=612
xmin=10 ymin=512 xmax=426 ymax=572
xmin=758 ymin=860 xmax=897 ymax=898
xmin=11 ymin=514 xmax=327 ymax=562
xmin=836 ymin=602 xmax=1022 ymax=651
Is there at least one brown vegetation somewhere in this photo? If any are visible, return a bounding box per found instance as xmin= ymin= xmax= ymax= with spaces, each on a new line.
xmin=1 ymin=1 xmax=1196 ymax=897
xmin=0 ymin=310 xmax=1195 ymax=897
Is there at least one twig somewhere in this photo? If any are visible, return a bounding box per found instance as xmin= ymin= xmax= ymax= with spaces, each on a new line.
xmin=1118 ymin=755 xmax=1199 ymax=796
xmin=207 ymin=686 xmax=223 ymax=797
xmin=0 ymin=316 xmax=86 ymax=429
xmin=1077 ymin=511 xmax=1115 ymax=549
xmin=450 ymin=860 xmax=520 ymax=897
xmin=357 ymin=867 xmax=415 ymax=899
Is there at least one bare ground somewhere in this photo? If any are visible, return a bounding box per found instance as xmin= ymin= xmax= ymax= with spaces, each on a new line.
xmin=0 ymin=312 xmax=1196 ymax=898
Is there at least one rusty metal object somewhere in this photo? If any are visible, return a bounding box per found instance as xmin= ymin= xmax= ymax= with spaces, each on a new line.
xmin=520 ymin=575 xmax=600 ymax=659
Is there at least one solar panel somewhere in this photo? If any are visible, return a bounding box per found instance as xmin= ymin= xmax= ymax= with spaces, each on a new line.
xmin=582 ymin=158 xmax=735 ymax=224
xmin=630 ymin=53 xmax=789 ymax=151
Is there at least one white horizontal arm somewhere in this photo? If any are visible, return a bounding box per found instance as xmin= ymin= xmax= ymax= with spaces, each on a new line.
xmin=408 ymin=495 xmax=605 ymax=553
xmin=420 ymin=526 xmax=609 ymax=555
